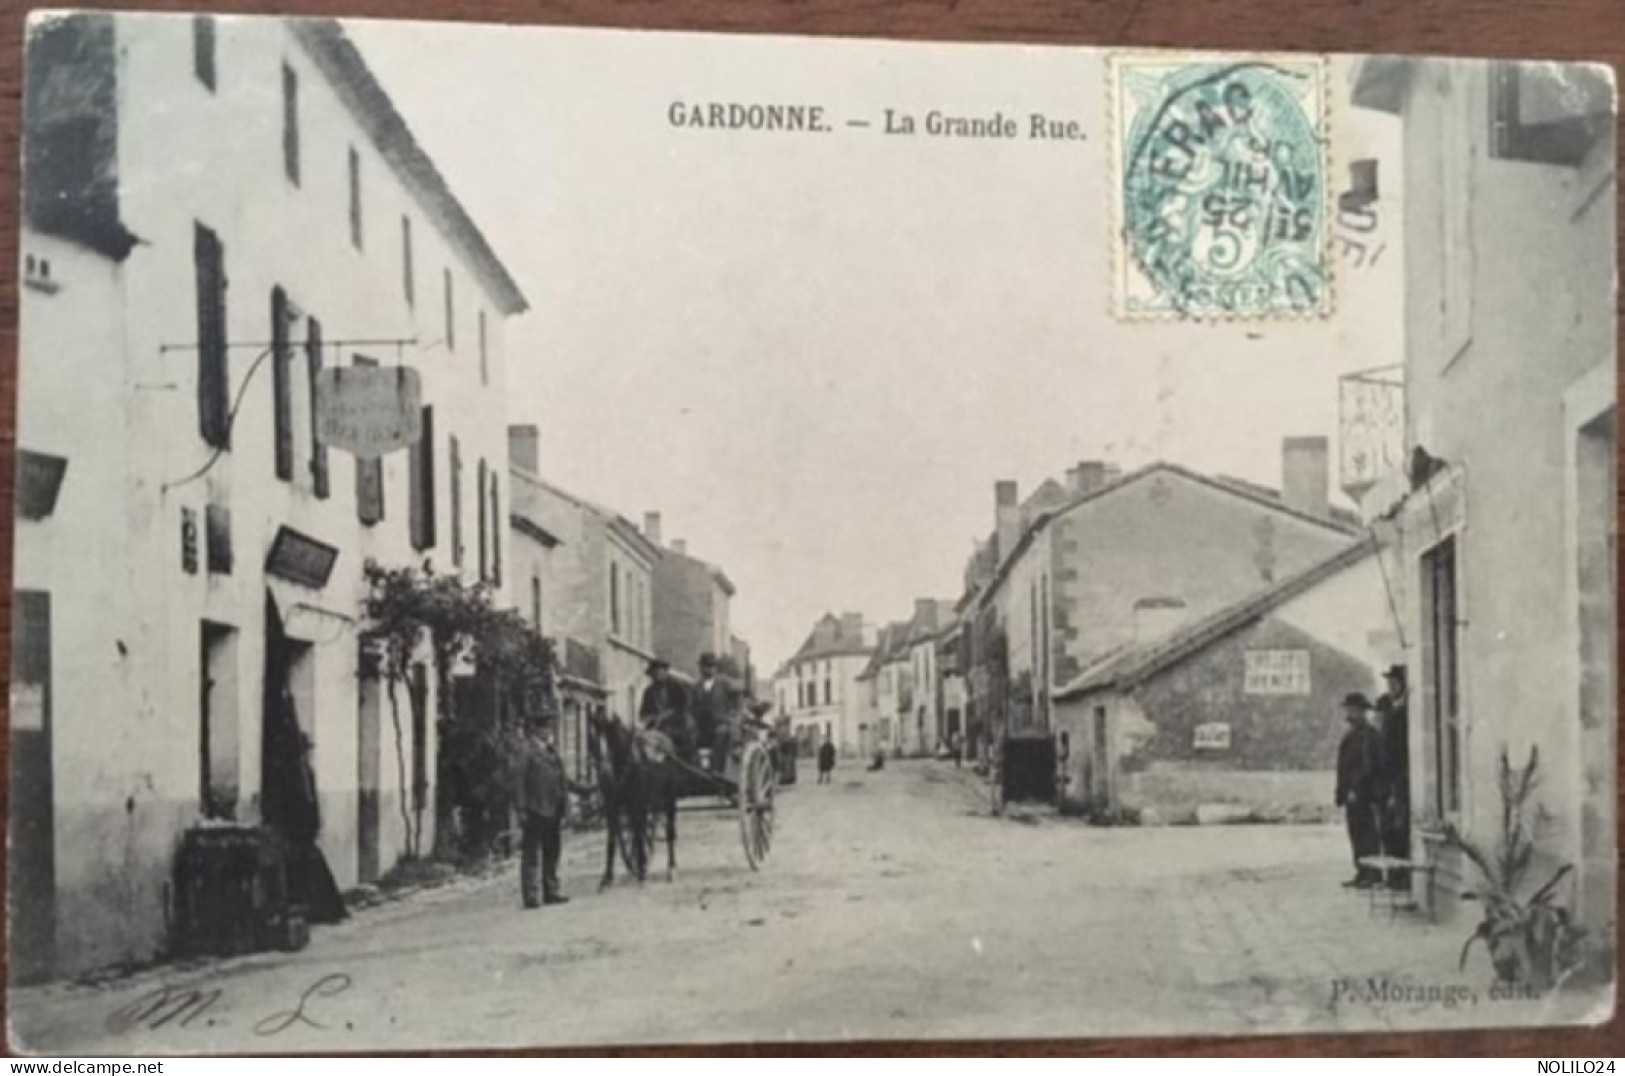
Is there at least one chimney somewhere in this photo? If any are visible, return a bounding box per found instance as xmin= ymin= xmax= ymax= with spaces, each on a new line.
xmin=671 ymin=539 xmax=688 ymax=555
xmin=995 ymin=480 xmax=1020 ymax=563
xmin=508 ymin=424 xmax=539 ymax=475
xmin=643 ymin=511 xmax=663 ymax=546
xmin=1133 ymin=597 xmax=1188 ymax=644
xmin=1281 ymin=436 xmax=1331 ymax=519
xmin=1065 ymin=461 xmax=1109 ymax=497
xmin=840 ymin=612 xmax=864 ymax=642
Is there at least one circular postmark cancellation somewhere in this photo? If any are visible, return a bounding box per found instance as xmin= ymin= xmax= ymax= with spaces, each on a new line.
xmin=1111 ymin=55 xmax=1330 ymax=321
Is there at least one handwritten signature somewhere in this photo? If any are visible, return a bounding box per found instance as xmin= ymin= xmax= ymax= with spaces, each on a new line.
xmin=106 ymin=973 xmax=353 ymax=1037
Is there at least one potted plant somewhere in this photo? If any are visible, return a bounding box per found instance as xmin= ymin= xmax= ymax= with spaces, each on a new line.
xmin=1442 ymin=745 xmax=1588 ymax=993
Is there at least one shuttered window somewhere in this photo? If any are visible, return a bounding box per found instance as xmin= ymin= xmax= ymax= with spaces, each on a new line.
xmin=193 ymin=16 xmax=216 ymax=91
xmin=270 ymin=287 xmax=293 ymax=482
xmin=477 ymin=458 xmax=488 ymax=581
xmin=401 ymin=216 xmax=414 ymax=307
xmin=353 ymin=356 xmax=384 ymax=525
xmin=306 ymin=317 xmax=328 ymax=498
xmin=449 ymin=435 xmax=463 ymax=568
xmin=193 ymin=223 xmax=229 ymax=448
xmin=443 ymin=269 xmax=455 ymax=350
xmin=281 ymin=64 xmax=299 ymax=185
xmin=348 ymin=147 xmax=363 ymax=250
xmin=490 ymin=471 xmax=502 ymax=587
xmin=408 ymin=405 xmax=436 ymax=551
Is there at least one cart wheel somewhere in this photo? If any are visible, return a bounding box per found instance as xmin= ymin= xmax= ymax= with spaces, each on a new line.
xmin=617 ymin=799 xmax=654 ymax=879
xmin=739 ymin=741 xmax=777 ymax=870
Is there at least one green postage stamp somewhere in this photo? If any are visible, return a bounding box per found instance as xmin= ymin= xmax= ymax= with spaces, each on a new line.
xmin=1110 ymin=54 xmax=1330 ymax=321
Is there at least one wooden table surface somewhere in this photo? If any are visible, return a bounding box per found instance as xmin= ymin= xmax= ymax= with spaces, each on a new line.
xmin=0 ymin=0 xmax=1619 ymax=1058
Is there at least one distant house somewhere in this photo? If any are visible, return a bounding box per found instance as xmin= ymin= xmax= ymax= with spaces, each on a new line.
xmin=856 ymin=622 xmax=910 ymax=756
xmin=646 ymin=514 xmax=736 ymax=680
xmin=900 ymin=599 xmax=955 ymax=756
xmin=1052 ymin=542 xmax=1388 ymax=822
xmin=774 ymin=613 xmax=872 ymax=757
xmin=964 ymin=442 xmax=1362 ymax=756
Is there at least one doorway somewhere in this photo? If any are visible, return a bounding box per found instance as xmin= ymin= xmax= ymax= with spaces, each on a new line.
xmin=356 ymin=645 xmax=382 ymax=884
xmin=11 ymin=591 xmax=54 ymax=982
xmin=200 ymin=621 xmax=240 ymax=819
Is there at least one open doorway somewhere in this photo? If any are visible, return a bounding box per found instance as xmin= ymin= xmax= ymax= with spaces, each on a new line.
xmin=200 ymin=621 xmax=240 ymax=819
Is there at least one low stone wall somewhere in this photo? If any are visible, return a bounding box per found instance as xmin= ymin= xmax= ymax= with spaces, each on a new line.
xmin=1118 ymin=761 xmax=1338 ymax=825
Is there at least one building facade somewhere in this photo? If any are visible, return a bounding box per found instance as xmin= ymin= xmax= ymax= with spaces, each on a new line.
xmin=774 ymin=613 xmax=872 ymax=757
xmin=507 ymin=438 xmax=659 ymax=731
xmin=1352 ymin=58 xmax=1616 ymax=930
xmin=648 ymin=523 xmax=735 ymax=680
xmin=14 ymin=14 xmax=526 ymax=980
xmin=1053 ymin=544 xmax=1387 ymax=821
xmin=965 ymin=447 xmax=1361 ymax=759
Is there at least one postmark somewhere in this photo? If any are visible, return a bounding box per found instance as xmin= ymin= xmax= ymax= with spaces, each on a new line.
xmin=1110 ymin=54 xmax=1330 ymax=321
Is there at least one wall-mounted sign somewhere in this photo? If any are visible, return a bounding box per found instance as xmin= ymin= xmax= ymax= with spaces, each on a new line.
xmin=265 ymin=526 xmax=338 ymax=589
xmin=315 ymin=365 xmax=422 ymax=458
xmin=1193 ymin=722 xmax=1231 ymax=750
xmin=181 ymin=506 xmax=199 ymax=575
xmin=1244 ymin=649 xmax=1311 ymax=695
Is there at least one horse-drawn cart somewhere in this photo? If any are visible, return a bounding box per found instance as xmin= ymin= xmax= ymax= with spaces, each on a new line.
xmin=603 ymin=715 xmax=779 ymax=883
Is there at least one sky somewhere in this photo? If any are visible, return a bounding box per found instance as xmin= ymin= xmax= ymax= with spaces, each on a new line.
xmin=347 ymin=22 xmax=1404 ymax=674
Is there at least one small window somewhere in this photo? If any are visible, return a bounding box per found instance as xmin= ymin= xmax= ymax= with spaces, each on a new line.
xmin=193 ymin=16 xmax=217 ymax=91
xmin=281 ymin=64 xmax=300 ymax=185
xmin=348 ymin=147 xmax=363 ymax=250
xmin=490 ymin=470 xmax=502 ymax=587
xmin=531 ymin=575 xmax=542 ymax=630
xmin=443 ymin=269 xmax=455 ymax=350
xmin=610 ymin=562 xmax=621 ymax=636
xmin=193 ymin=223 xmax=229 ymax=448
xmin=1490 ymin=62 xmax=1612 ymax=168
xmin=401 ymin=216 xmax=414 ymax=306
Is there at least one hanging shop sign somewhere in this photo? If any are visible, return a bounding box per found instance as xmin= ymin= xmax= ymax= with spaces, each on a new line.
xmin=265 ymin=526 xmax=339 ymax=589
xmin=314 ymin=365 xmax=422 ymax=458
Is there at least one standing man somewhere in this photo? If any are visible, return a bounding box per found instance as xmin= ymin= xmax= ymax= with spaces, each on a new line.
xmin=512 ymin=711 xmax=570 ymax=909
xmin=817 ymin=735 xmax=837 ymax=784
xmin=1335 ymin=692 xmax=1384 ymax=889
xmin=1375 ymin=665 xmax=1411 ymax=890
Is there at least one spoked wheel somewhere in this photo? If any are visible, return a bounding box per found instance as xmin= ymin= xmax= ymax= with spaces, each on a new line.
xmin=617 ymin=799 xmax=655 ymax=879
xmin=739 ymin=740 xmax=777 ymax=870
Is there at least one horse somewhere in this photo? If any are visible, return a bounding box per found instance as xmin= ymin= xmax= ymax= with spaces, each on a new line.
xmin=586 ymin=708 xmax=684 ymax=887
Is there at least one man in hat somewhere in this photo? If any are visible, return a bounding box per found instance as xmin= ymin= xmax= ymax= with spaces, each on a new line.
xmin=1374 ymin=665 xmax=1411 ymax=889
xmin=512 ymin=711 xmax=570 ymax=909
xmin=692 ymin=652 xmax=741 ymax=776
xmin=1335 ymin=692 xmax=1385 ymax=889
xmin=639 ymin=658 xmax=693 ymax=758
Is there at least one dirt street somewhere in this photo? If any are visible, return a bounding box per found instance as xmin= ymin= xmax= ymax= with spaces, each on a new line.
xmin=8 ymin=761 xmax=1608 ymax=1053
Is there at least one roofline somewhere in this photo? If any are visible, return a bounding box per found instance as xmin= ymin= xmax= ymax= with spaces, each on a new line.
xmin=608 ymin=515 xmax=662 ymax=565
xmin=976 ymin=461 xmax=1359 ymax=611
xmin=1053 ymin=537 xmax=1376 ymax=700
xmin=290 ymin=19 xmax=528 ymax=316
xmin=509 ymin=513 xmax=561 ymax=548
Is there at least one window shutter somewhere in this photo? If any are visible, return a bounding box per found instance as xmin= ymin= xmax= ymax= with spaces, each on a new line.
xmin=449 ymin=436 xmax=463 ymax=567
xmin=306 ymin=317 xmax=329 ymax=499
xmin=193 ymin=223 xmax=229 ymax=448
xmin=491 ymin=472 xmax=502 ymax=588
xmin=270 ymin=287 xmax=293 ymax=482
xmin=409 ymin=405 xmax=436 ymax=551
xmin=477 ymin=458 xmax=488 ymax=581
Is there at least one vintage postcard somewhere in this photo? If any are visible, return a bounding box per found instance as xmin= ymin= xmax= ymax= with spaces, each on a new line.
xmin=9 ymin=10 xmax=1618 ymax=1053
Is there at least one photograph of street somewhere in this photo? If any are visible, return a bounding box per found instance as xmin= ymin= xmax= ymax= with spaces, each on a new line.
xmin=8 ymin=12 xmax=1618 ymax=1052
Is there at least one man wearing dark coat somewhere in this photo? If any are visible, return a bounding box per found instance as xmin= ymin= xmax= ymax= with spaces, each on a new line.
xmin=1335 ymin=692 xmax=1385 ymax=889
xmin=639 ymin=658 xmax=693 ymax=760
xmin=1374 ymin=665 xmax=1412 ymax=890
xmin=692 ymin=653 xmax=740 ymax=775
xmin=512 ymin=712 xmax=570 ymax=909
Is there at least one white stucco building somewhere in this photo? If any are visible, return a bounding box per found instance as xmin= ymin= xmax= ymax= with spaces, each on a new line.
xmin=14 ymin=13 xmax=526 ymax=979
xmin=774 ymin=613 xmax=872 ymax=758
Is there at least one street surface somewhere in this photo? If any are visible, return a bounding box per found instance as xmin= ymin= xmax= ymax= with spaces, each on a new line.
xmin=10 ymin=762 xmax=1609 ymax=1053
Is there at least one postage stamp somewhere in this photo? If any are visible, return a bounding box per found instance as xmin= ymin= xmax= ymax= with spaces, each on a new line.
xmin=1109 ymin=54 xmax=1331 ymax=321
